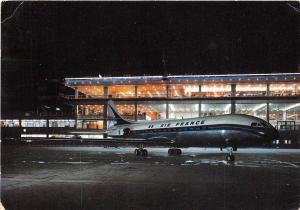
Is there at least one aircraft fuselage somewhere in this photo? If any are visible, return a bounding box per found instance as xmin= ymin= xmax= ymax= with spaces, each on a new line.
xmin=107 ymin=114 xmax=279 ymax=148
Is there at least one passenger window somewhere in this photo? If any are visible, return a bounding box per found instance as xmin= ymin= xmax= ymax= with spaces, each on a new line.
xmin=251 ymin=122 xmax=264 ymax=127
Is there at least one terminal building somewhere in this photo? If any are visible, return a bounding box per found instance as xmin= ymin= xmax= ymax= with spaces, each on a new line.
xmin=2 ymin=73 xmax=300 ymax=146
xmin=63 ymin=73 xmax=300 ymax=130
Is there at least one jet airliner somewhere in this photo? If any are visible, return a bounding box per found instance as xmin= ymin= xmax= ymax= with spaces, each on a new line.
xmin=106 ymin=101 xmax=278 ymax=161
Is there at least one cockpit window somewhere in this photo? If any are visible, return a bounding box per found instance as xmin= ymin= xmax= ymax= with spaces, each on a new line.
xmin=251 ymin=122 xmax=268 ymax=127
xmin=260 ymin=122 xmax=269 ymax=128
xmin=251 ymin=122 xmax=257 ymax=127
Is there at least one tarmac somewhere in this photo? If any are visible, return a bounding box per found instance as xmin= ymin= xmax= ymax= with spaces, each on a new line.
xmin=1 ymin=145 xmax=300 ymax=210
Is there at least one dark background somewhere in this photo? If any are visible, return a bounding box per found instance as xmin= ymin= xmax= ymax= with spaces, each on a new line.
xmin=1 ymin=1 xmax=299 ymax=114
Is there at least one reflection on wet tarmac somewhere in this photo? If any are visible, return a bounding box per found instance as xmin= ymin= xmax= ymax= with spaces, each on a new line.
xmin=42 ymin=146 xmax=300 ymax=169
xmin=2 ymin=145 xmax=300 ymax=210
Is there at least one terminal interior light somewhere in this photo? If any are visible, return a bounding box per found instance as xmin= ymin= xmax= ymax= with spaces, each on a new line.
xmin=201 ymin=84 xmax=231 ymax=92
xmin=224 ymin=104 xmax=231 ymax=113
xmin=253 ymin=103 xmax=267 ymax=112
xmin=236 ymin=84 xmax=267 ymax=92
xmin=282 ymin=103 xmax=300 ymax=111
xmin=169 ymin=104 xmax=175 ymax=111
xmin=269 ymin=83 xmax=298 ymax=91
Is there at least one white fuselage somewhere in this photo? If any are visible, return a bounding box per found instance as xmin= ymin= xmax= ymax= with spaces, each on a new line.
xmin=108 ymin=114 xmax=273 ymax=137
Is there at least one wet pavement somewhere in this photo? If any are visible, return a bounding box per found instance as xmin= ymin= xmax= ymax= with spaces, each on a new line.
xmin=1 ymin=145 xmax=300 ymax=210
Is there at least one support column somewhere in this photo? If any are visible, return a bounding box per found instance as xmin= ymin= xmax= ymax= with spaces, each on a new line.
xmin=104 ymin=86 xmax=109 ymax=130
xmin=230 ymin=84 xmax=236 ymax=114
xmin=103 ymin=102 xmax=108 ymax=130
xmin=46 ymin=118 xmax=49 ymax=139
xmin=75 ymin=118 xmax=77 ymax=129
xmin=166 ymin=84 xmax=170 ymax=98
xmin=75 ymin=87 xmax=79 ymax=99
xmin=134 ymin=85 xmax=138 ymax=121
xmin=283 ymin=111 xmax=287 ymax=121
xmin=199 ymin=85 xmax=202 ymax=117
xmin=266 ymin=83 xmax=270 ymax=96
xmin=231 ymin=101 xmax=236 ymax=114
xmin=104 ymin=86 xmax=108 ymax=98
xmin=75 ymin=105 xmax=79 ymax=117
xmin=267 ymin=102 xmax=270 ymax=122
xmin=135 ymin=85 xmax=138 ymax=98
xmin=134 ymin=102 xmax=138 ymax=121
xmin=74 ymin=87 xmax=79 ymax=128
xmin=231 ymin=84 xmax=236 ymax=97
xmin=166 ymin=101 xmax=169 ymax=119
xmin=166 ymin=84 xmax=169 ymax=119
xmin=198 ymin=102 xmax=202 ymax=117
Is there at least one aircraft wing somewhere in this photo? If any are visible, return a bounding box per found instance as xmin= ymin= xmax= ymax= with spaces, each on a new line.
xmin=22 ymin=137 xmax=174 ymax=146
xmin=100 ymin=136 xmax=174 ymax=144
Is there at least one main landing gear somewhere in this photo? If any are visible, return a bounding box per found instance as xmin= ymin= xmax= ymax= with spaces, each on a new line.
xmin=222 ymin=147 xmax=236 ymax=162
xmin=168 ymin=148 xmax=182 ymax=155
xmin=134 ymin=145 xmax=148 ymax=156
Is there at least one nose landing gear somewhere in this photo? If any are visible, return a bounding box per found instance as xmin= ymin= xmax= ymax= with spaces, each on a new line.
xmin=168 ymin=148 xmax=182 ymax=155
xmin=221 ymin=147 xmax=236 ymax=162
xmin=225 ymin=152 xmax=235 ymax=162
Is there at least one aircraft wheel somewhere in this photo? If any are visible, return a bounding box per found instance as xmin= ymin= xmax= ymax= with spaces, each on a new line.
xmin=226 ymin=154 xmax=235 ymax=162
xmin=168 ymin=148 xmax=181 ymax=155
xmin=142 ymin=149 xmax=148 ymax=157
xmin=134 ymin=149 xmax=140 ymax=156
xmin=176 ymin=149 xmax=182 ymax=155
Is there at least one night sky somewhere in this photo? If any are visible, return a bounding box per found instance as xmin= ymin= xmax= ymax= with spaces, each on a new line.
xmin=1 ymin=1 xmax=299 ymax=113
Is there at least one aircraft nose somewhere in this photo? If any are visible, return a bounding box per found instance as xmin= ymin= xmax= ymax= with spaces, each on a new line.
xmin=267 ymin=128 xmax=279 ymax=142
xmin=273 ymin=129 xmax=280 ymax=140
xmin=262 ymin=128 xmax=279 ymax=144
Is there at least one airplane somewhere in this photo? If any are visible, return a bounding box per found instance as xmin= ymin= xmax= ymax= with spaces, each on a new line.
xmin=106 ymin=101 xmax=279 ymax=161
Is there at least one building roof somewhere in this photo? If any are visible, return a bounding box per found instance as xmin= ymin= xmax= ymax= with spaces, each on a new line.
xmin=65 ymin=73 xmax=300 ymax=86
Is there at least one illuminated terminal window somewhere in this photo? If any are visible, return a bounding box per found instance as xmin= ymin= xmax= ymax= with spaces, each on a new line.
xmin=201 ymin=84 xmax=231 ymax=97
xmin=48 ymin=134 xmax=75 ymax=139
xmin=269 ymin=83 xmax=300 ymax=96
xmin=76 ymin=86 xmax=104 ymax=98
xmin=137 ymin=102 xmax=166 ymax=121
xmin=76 ymin=120 xmax=103 ymax=129
xmin=269 ymin=103 xmax=300 ymax=126
xmin=168 ymin=85 xmax=199 ymax=98
xmin=201 ymin=103 xmax=231 ymax=117
xmin=49 ymin=120 xmax=76 ymax=127
xmin=116 ymin=103 xmax=135 ymax=120
xmin=21 ymin=134 xmax=47 ymax=138
xmin=236 ymin=103 xmax=267 ymax=121
xmin=1 ymin=119 xmax=20 ymax=127
xmin=137 ymin=84 xmax=166 ymax=98
xmin=108 ymin=85 xmax=135 ymax=98
xmin=77 ymin=105 xmax=104 ymax=116
xmin=21 ymin=120 xmax=47 ymax=127
xmin=236 ymin=84 xmax=267 ymax=97
xmin=169 ymin=103 xmax=199 ymax=119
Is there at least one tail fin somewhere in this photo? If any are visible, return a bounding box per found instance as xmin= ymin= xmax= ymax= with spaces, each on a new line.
xmin=107 ymin=100 xmax=133 ymax=125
